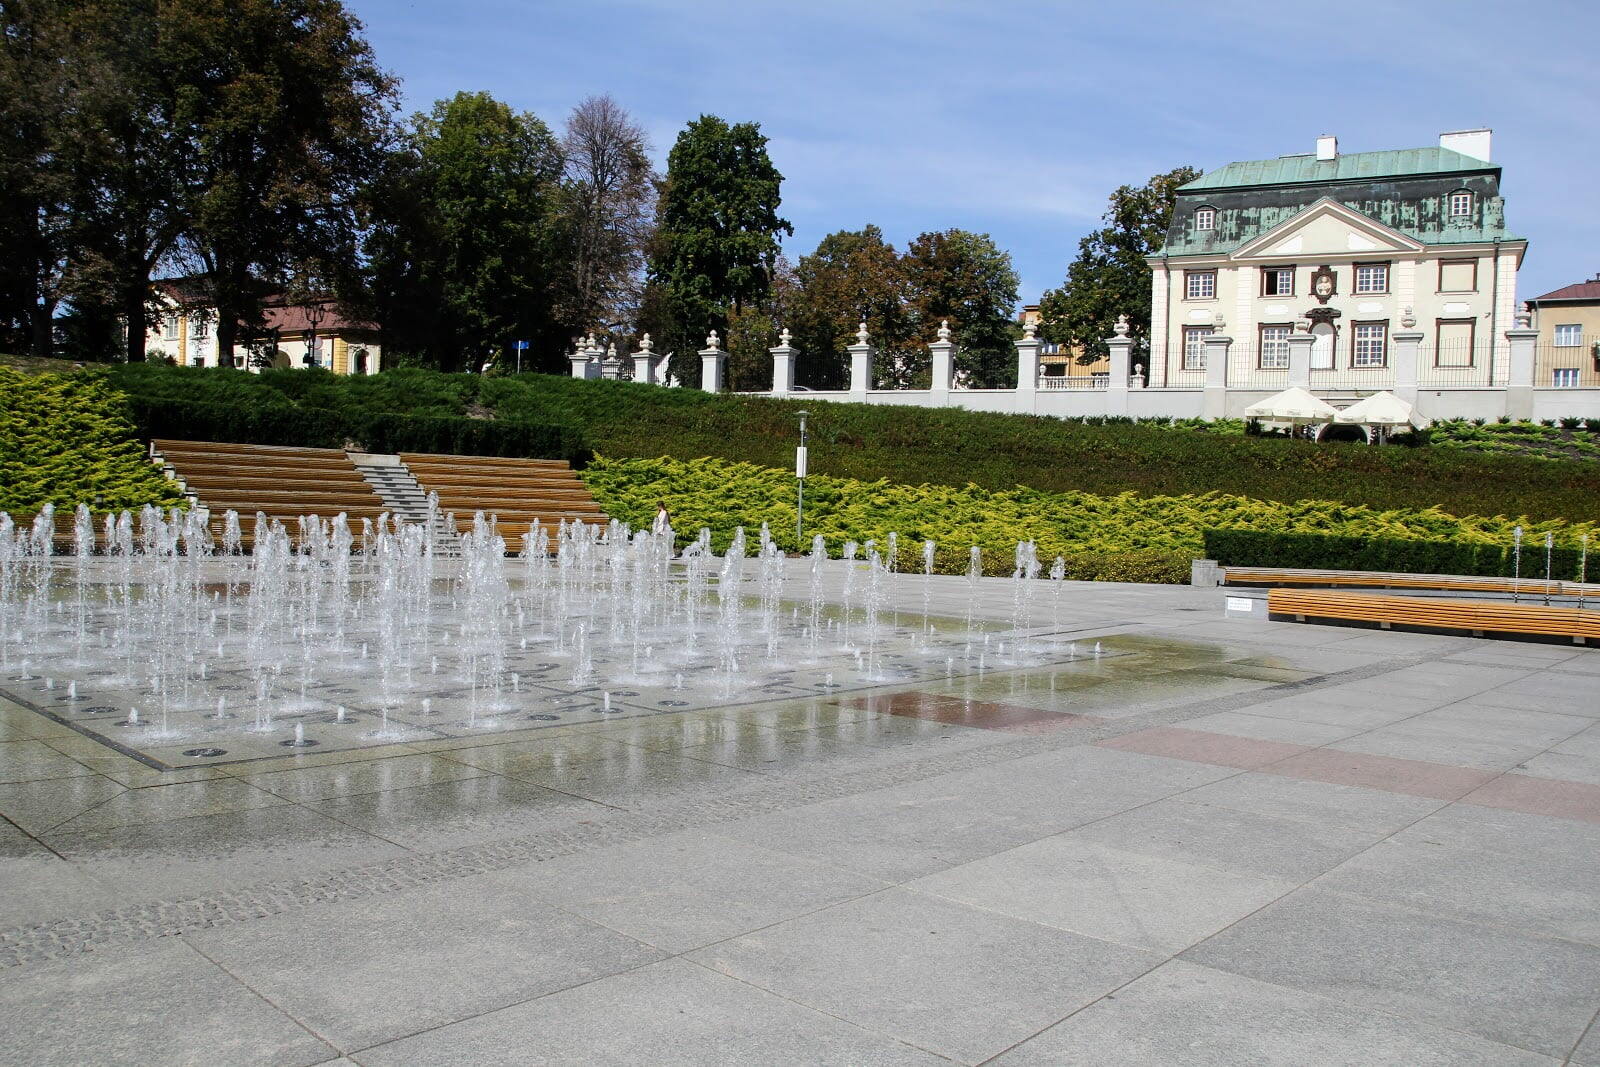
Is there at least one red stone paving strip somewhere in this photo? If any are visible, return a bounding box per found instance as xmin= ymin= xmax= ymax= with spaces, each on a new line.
xmin=847 ymin=691 xmax=1103 ymax=732
xmin=1461 ymin=774 xmax=1600 ymax=824
xmin=1098 ymin=725 xmax=1600 ymax=818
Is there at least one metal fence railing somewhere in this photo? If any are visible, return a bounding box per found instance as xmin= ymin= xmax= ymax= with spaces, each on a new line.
xmin=1535 ymin=342 xmax=1600 ymax=389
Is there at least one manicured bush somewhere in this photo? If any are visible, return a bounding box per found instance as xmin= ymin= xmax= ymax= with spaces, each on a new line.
xmin=1202 ymin=528 xmax=1589 ymax=581
xmin=0 ymin=369 xmax=184 ymax=513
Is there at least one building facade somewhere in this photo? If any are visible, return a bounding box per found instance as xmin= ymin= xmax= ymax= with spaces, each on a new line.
xmin=1147 ymin=130 xmax=1523 ymax=398
xmin=144 ymin=280 xmax=382 ymax=375
xmin=1527 ymin=274 xmax=1600 ymax=390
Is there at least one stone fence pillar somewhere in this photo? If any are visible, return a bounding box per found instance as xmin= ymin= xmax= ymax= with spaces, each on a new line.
xmin=1286 ymin=326 xmax=1314 ymax=391
xmin=630 ymin=334 xmax=660 ymax=384
xmin=1505 ymin=304 xmax=1537 ymax=420
xmin=1202 ymin=334 xmax=1232 ymax=419
xmin=1014 ymin=322 xmax=1040 ymax=413
xmin=770 ymin=328 xmax=797 ymax=395
xmin=928 ymin=320 xmax=955 ymax=405
xmin=1391 ymin=326 xmax=1422 ymax=406
xmin=1105 ymin=315 xmax=1133 ymax=416
xmin=847 ymin=322 xmax=874 ymax=400
xmin=569 ymin=335 xmax=600 ymax=379
xmin=699 ymin=331 xmax=727 ymax=393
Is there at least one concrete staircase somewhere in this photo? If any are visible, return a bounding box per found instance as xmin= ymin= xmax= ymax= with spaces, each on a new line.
xmin=351 ymin=453 xmax=460 ymax=553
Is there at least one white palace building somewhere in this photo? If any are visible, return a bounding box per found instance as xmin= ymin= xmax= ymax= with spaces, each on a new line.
xmin=584 ymin=129 xmax=1597 ymax=425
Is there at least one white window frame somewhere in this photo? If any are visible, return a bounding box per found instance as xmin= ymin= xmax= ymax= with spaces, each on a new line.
xmin=1553 ymin=368 xmax=1580 ymax=389
xmin=1259 ymin=325 xmax=1291 ymax=369
xmin=1182 ymin=326 xmax=1213 ymax=369
xmin=189 ymin=315 xmax=209 ymax=339
xmin=1352 ymin=322 xmax=1387 ymax=367
xmin=1185 ymin=270 xmax=1216 ymax=300
xmin=1262 ymin=267 xmax=1295 ymax=297
xmin=1195 ymin=207 xmax=1215 ymax=231
xmin=1553 ymin=324 xmax=1583 ymax=347
xmin=162 ymin=314 xmax=179 ymax=340
xmin=1448 ymin=190 xmax=1472 ymax=217
xmin=1354 ymin=263 xmax=1389 ymax=294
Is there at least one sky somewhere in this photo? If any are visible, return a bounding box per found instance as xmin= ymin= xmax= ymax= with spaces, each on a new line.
xmin=344 ymin=0 xmax=1600 ymax=306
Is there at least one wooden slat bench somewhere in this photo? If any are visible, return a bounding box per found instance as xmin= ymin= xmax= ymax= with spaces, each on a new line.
xmin=1267 ymin=588 xmax=1600 ymax=643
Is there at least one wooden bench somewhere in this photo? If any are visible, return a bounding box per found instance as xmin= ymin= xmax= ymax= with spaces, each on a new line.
xmin=1225 ymin=566 xmax=1566 ymax=598
xmin=1267 ymin=588 xmax=1600 ymax=643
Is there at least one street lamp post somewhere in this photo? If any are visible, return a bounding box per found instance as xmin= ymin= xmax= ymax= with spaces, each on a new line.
xmin=795 ymin=410 xmax=810 ymax=544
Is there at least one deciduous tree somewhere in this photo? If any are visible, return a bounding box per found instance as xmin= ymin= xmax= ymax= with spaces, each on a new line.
xmin=1037 ymin=165 xmax=1199 ymax=373
xmin=789 ymin=226 xmax=908 ymax=390
xmin=560 ymin=94 xmax=655 ymax=335
xmin=901 ymin=229 xmax=1019 ymax=388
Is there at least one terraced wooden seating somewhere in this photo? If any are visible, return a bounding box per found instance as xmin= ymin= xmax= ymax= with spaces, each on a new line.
xmin=1225 ymin=566 xmax=1564 ymax=598
xmin=398 ymin=452 xmax=608 ymax=529
xmin=1268 ymin=588 xmax=1600 ymax=642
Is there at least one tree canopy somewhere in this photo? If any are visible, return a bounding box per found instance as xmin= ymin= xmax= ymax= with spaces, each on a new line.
xmin=644 ymin=115 xmax=791 ymax=385
xmin=1037 ymin=166 xmax=1200 ymax=371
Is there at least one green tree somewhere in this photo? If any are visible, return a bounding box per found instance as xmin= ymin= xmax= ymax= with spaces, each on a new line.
xmin=789 ymin=225 xmax=909 ymax=390
xmin=559 ymin=94 xmax=655 ymax=334
xmin=901 ymin=229 xmax=1019 ymax=388
xmin=645 ymin=115 xmax=791 ymax=386
xmin=165 ymin=0 xmax=396 ymax=365
xmin=365 ymin=91 xmax=568 ymax=372
xmin=1037 ymin=165 xmax=1200 ymax=373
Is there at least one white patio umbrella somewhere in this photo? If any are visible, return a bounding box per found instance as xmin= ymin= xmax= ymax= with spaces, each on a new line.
xmin=1243 ymin=387 xmax=1339 ymax=430
xmin=1332 ymin=390 xmax=1430 ymax=430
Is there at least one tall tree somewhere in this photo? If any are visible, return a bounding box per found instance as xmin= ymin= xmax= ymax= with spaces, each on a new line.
xmin=163 ymin=0 xmax=396 ymax=365
xmin=365 ymin=91 xmax=567 ymax=372
xmin=645 ymin=114 xmax=791 ymax=386
xmin=901 ymin=229 xmax=1019 ymax=388
xmin=789 ymin=225 xmax=908 ymax=390
xmin=559 ymin=94 xmax=655 ymax=335
xmin=1037 ymin=165 xmax=1199 ymax=372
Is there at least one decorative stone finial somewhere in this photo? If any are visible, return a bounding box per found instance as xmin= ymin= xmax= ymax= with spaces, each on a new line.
xmin=1401 ymin=306 xmax=1416 ymax=329
xmin=585 ymin=333 xmax=600 ymax=355
xmin=1113 ymin=314 xmax=1130 ymax=338
xmin=1212 ymin=313 xmax=1226 ymax=332
xmin=705 ymin=330 xmax=720 ymax=350
xmin=855 ymin=321 xmax=870 ymax=346
xmin=1295 ymin=317 xmax=1312 ymax=334
xmin=778 ymin=327 xmax=792 ymax=347
xmin=639 ymin=333 xmax=653 ymax=353
xmin=937 ymin=320 xmax=951 ymax=342
xmin=1515 ymin=302 xmax=1532 ymax=329
xmin=606 ymin=342 xmax=618 ymax=359
xmin=1022 ymin=319 xmax=1037 ymax=340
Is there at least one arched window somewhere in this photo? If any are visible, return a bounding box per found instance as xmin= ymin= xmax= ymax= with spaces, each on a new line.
xmin=1448 ymin=190 xmax=1473 ymax=218
xmin=1195 ymin=206 xmax=1216 ymax=231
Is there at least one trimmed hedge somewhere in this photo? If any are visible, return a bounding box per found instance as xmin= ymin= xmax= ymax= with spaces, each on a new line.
xmin=1202 ymin=528 xmax=1590 ymax=582
xmin=125 ymin=396 xmax=590 ymax=466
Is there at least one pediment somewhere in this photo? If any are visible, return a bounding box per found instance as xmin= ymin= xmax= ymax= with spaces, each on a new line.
xmin=1232 ymin=197 xmax=1424 ymax=261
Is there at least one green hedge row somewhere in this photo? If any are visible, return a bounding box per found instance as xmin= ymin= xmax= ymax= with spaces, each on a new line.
xmin=126 ymin=396 xmax=590 ymax=466
xmin=1202 ymin=528 xmax=1590 ymax=582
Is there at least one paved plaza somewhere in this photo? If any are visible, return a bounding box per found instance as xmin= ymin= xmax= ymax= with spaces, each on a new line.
xmin=3 ymin=565 xmax=1599 ymax=1065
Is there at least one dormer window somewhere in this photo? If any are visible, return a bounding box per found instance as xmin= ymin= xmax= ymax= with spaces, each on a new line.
xmin=1448 ymin=190 xmax=1473 ymax=217
xmin=1195 ymin=207 xmax=1216 ymax=231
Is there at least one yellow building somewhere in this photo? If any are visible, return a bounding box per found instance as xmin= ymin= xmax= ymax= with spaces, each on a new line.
xmin=1527 ymin=274 xmax=1600 ymax=390
xmin=1018 ymin=305 xmax=1111 ymax=383
xmin=145 ymin=278 xmax=382 ymax=374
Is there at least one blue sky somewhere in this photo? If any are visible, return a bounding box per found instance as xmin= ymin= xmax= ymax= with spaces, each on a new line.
xmin=346 ymin=0 xmax=1599 ymax=304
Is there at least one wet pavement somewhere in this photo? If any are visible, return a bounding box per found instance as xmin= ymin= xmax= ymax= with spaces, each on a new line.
xmin=2 ymin=565 xmax=1599 ymax=1064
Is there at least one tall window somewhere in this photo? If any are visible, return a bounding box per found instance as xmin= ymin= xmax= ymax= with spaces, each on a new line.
xmin=1352 ymin=322 xmax=1387 ymax=367
xmin=1259 ymin=325 xmax=1291 ymax=369
xmin=1553 ymin=368 xmax=1580 ymax=388
xmin=1185 ymin=270 xmax=1216 ymax=300
xmin=162 ymin=314 xmax=178 ymax=340
xmin=1554 ymin=324 xmax=1583 ymax=347
xmin=1195 ymin=207 xmax=1215 ymax=231
xmin=1183 ymin=327 xmax=1213 ymax=369
xmin=1354 ymin=263 xmax=1389 ymax=294
xmin=1261 ymin=267 xmax=1295 ymax=296
xmin=190 ymin=316 xmax=208 ymax=339
xmin=1448 ymin=190 xmax=1473 ymax=217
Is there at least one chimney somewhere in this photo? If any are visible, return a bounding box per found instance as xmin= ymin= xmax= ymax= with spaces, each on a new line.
xmin=1439 ymin=128 xmax=1491 ymax=162
xmin=1315 ymin=134 xmax=1338 ymax=161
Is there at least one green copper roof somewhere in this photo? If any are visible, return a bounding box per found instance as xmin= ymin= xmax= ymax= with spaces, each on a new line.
xmin=1181 ymin=147 xmax=1495 ymax=190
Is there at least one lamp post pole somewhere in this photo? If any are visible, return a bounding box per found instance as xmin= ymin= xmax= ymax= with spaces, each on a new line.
xmin=796 ymin=410 xmax=809 ymax=545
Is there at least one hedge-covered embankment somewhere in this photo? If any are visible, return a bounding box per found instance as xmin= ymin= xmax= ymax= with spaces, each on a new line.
xmin=1203 ymin=528 xmax=1592 ymax=581
xmin=580 ymin=455 xmax=1600 ymax=583
xmin=0 ymin=369 xmax=183 ymax=513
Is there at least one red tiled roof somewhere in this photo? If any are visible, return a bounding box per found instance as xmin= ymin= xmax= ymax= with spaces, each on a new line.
xmin=261 ymin=301 xmax=376 ymax=334
xmin=1531 ymin=276 xmax=1600 ymax=303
